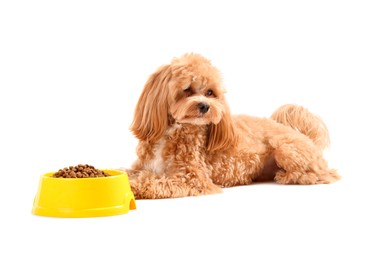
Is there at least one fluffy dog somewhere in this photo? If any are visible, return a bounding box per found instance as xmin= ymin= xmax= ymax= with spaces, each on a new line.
xmin=126 ymin=53 xmax=340 ymax=199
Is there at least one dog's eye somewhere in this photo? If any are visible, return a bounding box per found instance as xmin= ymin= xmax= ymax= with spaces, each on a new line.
xmin=184 ymin=86 xmax=192 ymax=96
xmin=206 ymin=89 xmax=214 ymax=97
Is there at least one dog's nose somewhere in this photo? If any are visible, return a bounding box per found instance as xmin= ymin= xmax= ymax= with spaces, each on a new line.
xmin=198 ymin=102 xmax=210 ymax=114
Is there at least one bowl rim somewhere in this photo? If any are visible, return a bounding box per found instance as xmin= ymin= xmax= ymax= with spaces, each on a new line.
xmin=43 ymin=169 xmax=127 ymax=179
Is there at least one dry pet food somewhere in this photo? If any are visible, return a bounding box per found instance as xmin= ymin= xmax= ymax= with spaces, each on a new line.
xmin=52 ymin=164 xmax=110 ymax=178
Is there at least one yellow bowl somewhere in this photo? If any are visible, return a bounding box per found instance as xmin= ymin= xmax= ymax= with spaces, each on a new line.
xmin=32 ymin=169 xmax=136 ymax=218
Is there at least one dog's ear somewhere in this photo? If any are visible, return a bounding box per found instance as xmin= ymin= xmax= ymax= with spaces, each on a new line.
xmin=207 ymin=107 xmax=238 ymax=152
xmin=130 ymin=65 xmax=171 ymax=143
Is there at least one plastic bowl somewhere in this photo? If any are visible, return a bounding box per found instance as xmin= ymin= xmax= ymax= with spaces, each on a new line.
xmin=32 ymin=169 xmax=136 ymax=218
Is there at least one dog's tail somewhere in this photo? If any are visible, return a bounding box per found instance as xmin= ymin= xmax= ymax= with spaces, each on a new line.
xmin=270 ymin=104 xmax=330 ymax=150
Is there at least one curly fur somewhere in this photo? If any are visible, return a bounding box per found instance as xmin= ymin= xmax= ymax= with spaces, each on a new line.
xmin=125 ymin=53 xmax=340 ymax=199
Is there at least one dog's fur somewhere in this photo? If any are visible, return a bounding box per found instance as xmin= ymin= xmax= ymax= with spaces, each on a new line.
xmin=126 ymin=53 xmax=340 ymax=199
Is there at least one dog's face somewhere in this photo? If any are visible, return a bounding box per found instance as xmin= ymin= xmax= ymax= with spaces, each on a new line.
xmin=167 ymin=56 xmax=226 ymax=125
xmin=131 ymin=53 xmax=236 ymax=151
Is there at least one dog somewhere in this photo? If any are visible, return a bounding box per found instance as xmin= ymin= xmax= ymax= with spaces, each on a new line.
xmin=125 ymin=53 xmax=340 ymax=199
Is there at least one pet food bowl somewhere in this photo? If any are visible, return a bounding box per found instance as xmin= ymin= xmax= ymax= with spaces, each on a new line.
xmin=32 ymin=169 xmax=136 ymax=218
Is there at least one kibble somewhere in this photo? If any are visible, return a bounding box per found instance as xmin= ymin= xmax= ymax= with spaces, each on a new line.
xmin=52 ymin=164 xmax=110 ymax=178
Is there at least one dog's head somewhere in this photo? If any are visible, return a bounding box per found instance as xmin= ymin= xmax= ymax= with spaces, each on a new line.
xmin=131 ymin=53 xmax=237 ymax=152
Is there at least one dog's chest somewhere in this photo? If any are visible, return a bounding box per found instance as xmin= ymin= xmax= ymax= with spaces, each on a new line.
xmin=142 ymin=124 xmax=207 ymax=174
xmin=145 ymin=138 xmax=166 ymax=174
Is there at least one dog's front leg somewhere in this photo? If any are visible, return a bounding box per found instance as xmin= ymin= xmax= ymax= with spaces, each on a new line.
xmin=128 ymin=166 xmax=222 ymax=199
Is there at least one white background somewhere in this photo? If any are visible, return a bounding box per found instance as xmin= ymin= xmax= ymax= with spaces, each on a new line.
xmin=1 ymin=0 xmax=371 ymax=259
